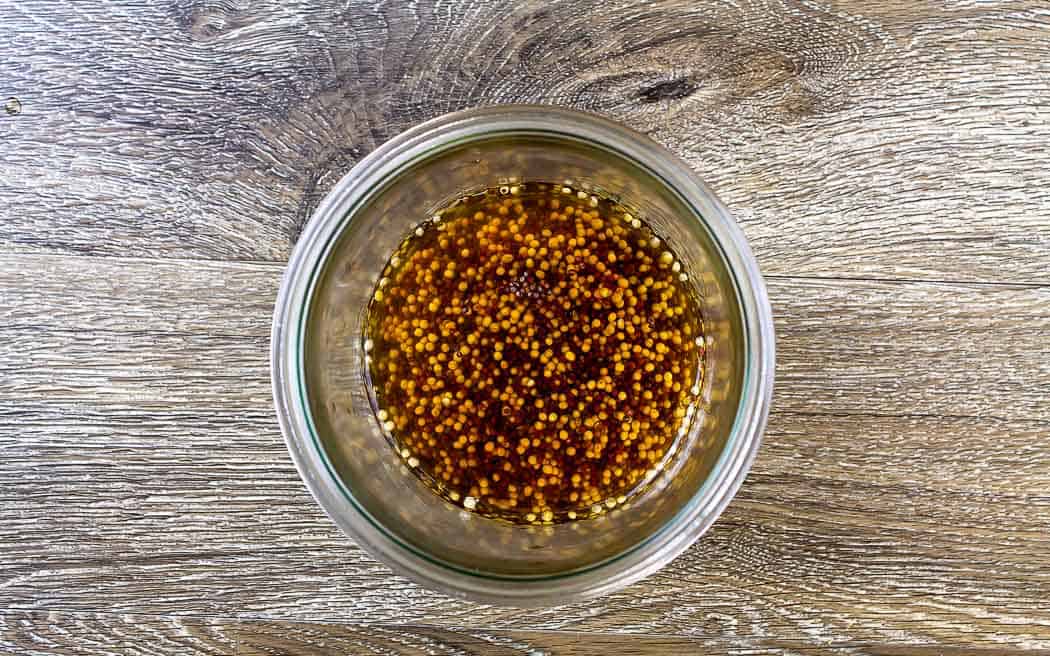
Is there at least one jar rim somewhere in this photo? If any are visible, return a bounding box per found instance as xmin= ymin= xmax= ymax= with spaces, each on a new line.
xmin=271 ymin=105 xmax=775 ymax=605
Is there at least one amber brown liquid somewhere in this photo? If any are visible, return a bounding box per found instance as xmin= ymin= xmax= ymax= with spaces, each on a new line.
xmin=364 ymin=183 xmax=705 ymax=524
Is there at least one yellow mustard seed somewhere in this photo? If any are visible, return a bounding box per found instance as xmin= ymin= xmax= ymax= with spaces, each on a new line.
xmin=364 ymin=183 xmax=705 ymax=524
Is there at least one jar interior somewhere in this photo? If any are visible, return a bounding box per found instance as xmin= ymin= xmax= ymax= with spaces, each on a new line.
xmin=302 ymin=133 xmax=746 ymax=577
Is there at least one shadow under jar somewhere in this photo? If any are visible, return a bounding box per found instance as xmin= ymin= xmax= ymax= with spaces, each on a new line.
xmin=271 ymin=105 xmax=774 ymax=605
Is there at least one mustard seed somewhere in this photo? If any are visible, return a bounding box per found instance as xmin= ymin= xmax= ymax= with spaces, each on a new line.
xmin=364 ymin=183 xmax=705 ymax=524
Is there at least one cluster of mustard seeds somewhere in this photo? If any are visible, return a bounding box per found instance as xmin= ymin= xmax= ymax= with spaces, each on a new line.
xmin=364 ymin=182 xmax=705 ymax=524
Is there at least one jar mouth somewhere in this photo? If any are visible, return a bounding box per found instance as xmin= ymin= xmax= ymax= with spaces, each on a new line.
xmin=272 ymin=105 xmax=774 ymax=605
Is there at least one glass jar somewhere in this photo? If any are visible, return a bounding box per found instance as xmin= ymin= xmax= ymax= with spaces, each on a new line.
xmin=271 ymin=105 xmax=774 ymax=605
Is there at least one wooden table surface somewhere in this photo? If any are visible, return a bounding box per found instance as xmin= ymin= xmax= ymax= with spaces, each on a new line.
xmin=3 ymin=1 xmax=1049 ymax=653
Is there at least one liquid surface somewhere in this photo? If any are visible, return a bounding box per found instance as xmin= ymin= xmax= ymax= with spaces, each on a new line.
xmin=364 ymin=183 xmax=705 ymax=524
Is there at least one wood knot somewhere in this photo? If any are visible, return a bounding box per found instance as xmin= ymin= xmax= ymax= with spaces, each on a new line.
xmin=637 ymin=79 xmax=697 ymax=104
xmin=172 ymin=2 xmax=246 ymax=41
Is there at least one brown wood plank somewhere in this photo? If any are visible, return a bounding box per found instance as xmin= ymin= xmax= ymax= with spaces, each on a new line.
xmin=3 ymin=1 xmax=1049 ymax=283
xmin=1 ymin=254 xmax=1049 ymax=647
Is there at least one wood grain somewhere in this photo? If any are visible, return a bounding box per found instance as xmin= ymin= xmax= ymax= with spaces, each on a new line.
xmin=1 ymin=255 xmax=1046 ymax=421
xmin=2 ymin=1 xmax=1049 ymax=283
xmin=0 ymin=611 xmax=718 ymax=656
xmin=4 ymin=0 xmax=1050 ymax=652
xmin=2 ymin=254 xmax=1048 ymax=649
xmin=8 ymin=612 xmax=1049 ymax=656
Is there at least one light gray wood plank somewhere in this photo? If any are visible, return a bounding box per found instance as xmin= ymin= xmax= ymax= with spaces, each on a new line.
xmin=0 ymin=611 xmax=718 ymax=656
xmin=1 ymin=254 xmax=1049 ymax=647
xmin=5 ymin=413 xmax=1049 ymax=646
xmin=766 ymin=274 xmax=1050 ymax=422
xmin=2 ymin=1 xmax=1048 ymax=283
xmin=6 ymin=611 xmax=1047 ymax=656
xmin=1 ymin=256 xmax=1046 ymax=422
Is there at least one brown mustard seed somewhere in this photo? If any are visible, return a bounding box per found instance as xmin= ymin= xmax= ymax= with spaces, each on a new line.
xmin=365 ymin=182 xmax=705 ymax=524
